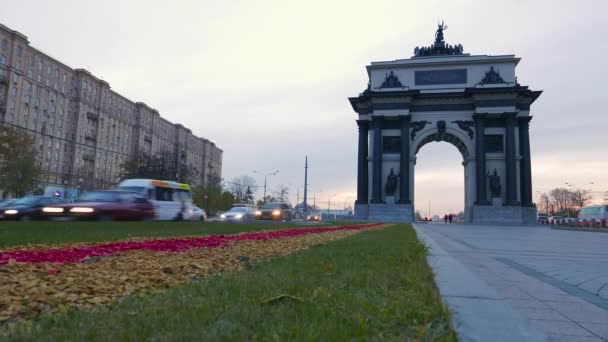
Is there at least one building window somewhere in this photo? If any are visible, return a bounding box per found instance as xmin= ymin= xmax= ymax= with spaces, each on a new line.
xmin=1 ymin=39 xmax=7 ymax=50
xmin=484 ymin=134 xmax=504 ymax=153
xmin=382 ymin=136 xmax=401 ymax=154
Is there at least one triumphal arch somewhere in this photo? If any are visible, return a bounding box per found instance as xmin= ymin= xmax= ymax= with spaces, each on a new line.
xmin=349 ymin=23 xmax=542 ymax=224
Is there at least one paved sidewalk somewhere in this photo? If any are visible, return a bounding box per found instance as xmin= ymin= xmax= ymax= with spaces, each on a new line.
xmin=414 ymin=223 xmax=608 ymax=342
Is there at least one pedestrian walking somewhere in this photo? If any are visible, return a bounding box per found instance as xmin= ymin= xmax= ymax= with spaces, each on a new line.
xmin=449 ymin=214 xmax=453 ymax=224
xmin=444 ymin=214 xmax=448 ymax=224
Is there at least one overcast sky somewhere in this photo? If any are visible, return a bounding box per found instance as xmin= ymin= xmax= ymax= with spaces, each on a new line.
xmin=2 ymin=0 xmax=607 ymax=214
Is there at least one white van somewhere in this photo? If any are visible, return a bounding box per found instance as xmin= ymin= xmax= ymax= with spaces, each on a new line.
xmin=117 ymin=179 xmax=193 ymax=221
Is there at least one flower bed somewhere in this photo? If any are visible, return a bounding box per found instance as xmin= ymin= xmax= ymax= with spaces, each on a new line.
xmin=0 ymin=223 xmax=382 ymax=264
xmin=0 ymin=223 xmax=387 ymax=324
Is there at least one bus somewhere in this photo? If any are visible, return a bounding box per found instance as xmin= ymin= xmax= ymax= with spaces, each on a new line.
xmin=117 ymin=179 xmax=193 ymax=221
xmin=577 ymin=205 xmax=608 ymax=227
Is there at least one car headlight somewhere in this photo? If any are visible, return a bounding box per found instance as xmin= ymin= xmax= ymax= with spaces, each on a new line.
xmin=70 ymin=207 xmax=94 ymax=213
xmin=235 ymin=214 xmax=243 ymax=219
xmin=255 ymin=210 xmax=261 ymax=216
xmin=43 ymin=207 xmax=64 ymax=213
xmin=4 ymin=209 xmax=18 ymax=215
xmin=272 ymin=210 xmax=281 ymax=216
xmin=220 ymin=214 xmax=226 ymax=219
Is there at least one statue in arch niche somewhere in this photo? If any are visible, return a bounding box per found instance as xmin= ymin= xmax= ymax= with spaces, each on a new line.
xmin=385 ymin=168 xmax=400 ymax=196
xmin=488 ymin=169 xmax=501 ymax=198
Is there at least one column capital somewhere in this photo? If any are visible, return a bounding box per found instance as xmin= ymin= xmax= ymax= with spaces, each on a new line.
xmin=399 ymin=115 xmax=411 ymax=124
xmin=356 ymin=120 xmax=369 ymax=129
xmin=518 ymin=116 xmax=533 ymax=125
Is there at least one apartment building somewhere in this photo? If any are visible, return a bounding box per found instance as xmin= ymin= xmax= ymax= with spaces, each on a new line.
xmin=0 ymin=23 xmax=222 ymax=191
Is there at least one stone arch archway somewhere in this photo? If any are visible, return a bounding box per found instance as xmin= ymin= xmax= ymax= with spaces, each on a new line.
xmin=415 ymin=132 xmax=470 ymax=161
xmin=412 ymin=130 xmax=473 ymax=222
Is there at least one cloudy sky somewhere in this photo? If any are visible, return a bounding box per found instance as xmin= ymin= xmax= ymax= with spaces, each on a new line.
xmin=2 ymin=0 xmax=607 ymax=214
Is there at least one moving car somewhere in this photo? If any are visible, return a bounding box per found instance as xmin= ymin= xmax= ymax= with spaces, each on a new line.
xmin=306 ymin=211 xmax=322 ymax=221
xmin=220 ymin=206 xmax=256 ymax=221
xmin=255 ymin=202 xmax=292 ymax=221
xmin=191 ymin=206 xmax=207 ymax=221
xmin=1 ymin=196 xmax=66 ymax=221
xmin=547 ymin=216 xmax=562 ymax=225
xmin=117 ymin=179 xmax=193 ymax=220
xmin=42 ymin=191 xmax=155 ymax=221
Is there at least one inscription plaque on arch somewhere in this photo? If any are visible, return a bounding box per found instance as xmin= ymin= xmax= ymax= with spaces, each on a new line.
xmin=415 ymin=69 xmax=467 ymax=85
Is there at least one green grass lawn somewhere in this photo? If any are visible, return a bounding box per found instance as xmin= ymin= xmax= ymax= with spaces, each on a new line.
xmin=0 ymin=221 xmax=339 ymax=247
xmin=4 ymin=224 xmax=455 ymax=341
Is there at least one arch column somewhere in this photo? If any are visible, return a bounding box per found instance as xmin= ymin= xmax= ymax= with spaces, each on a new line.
xmin=370 ymin=116 xmax=383 ymax=203
xmin=355 ymin=120 xmax=369 ymax=204
xmin=519 ymin=116 xmax=533 ymax=206
xmin=474 ymin=114 xmax=490 ymax=205
xmin=505 ymin=113 xmax=519 ymax=205
xmin=399 ymin=116 xmax=411 ymax=204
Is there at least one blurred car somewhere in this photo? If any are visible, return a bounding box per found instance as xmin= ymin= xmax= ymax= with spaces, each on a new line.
xmin=191 ymin=206 xmax=207 ymax=221
xmin=255 ymin=202 xmax=292 ymax=221
xmin=547 ymin=216 xmax=562 ymax=225
xmin=306 ymin=211 xmax=322 ymax=221
xmin=220 ymin=206 xmax=256 ymax=221
xmin=0 ymin=199 xmax=17 ymax=210
xmin=42 ymin=191 xmax=155 ymax=221
xmin=1 ymin=196 xmax=66 ymax=221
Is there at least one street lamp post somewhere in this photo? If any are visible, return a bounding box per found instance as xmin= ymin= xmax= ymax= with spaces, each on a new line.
xmin=253 ymin=170 xmax=279 ymax=203
xmin=204 ymin=195 xmax=209 ymax=215
xmin=327 ymin=193 xmax=336 ymax=215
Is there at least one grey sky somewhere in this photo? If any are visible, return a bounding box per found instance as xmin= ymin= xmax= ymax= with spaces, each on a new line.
xmin=2 ymin=0 xmax=607 ymax=214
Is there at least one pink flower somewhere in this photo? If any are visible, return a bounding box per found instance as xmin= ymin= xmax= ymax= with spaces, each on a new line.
xmin=0 ymin=223 xmax=382 ymax=264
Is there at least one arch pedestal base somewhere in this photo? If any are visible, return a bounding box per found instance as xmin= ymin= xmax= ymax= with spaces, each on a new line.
xmin=354 ymin=203 xmax=414 ymax=223
xmin=471 ymin=203 xmax=536 ymax=226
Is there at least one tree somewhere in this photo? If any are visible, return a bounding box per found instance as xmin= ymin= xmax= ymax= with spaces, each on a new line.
xmin=550 ymin=188 xmax=573 ymax=215
xmin=74 ymin=165 xmax=97 ymax=193
xmin=192 ymin=175 xmax=235 ymax=216
xmin=570 ymin=188 xmax=592 ymax=209
xmin=256 ymin=195 xmax=277 ymax=208
xmin=0 ymin=126 xmax=41 ymax=197
xmin=228 ymin=175 xmax=256 ymax=203
xmin=120 ymin=152 xmax=154 ymax=179
xmin=274 ymin=184 xmax=289 ymax=203
xmin=243 ymin=186 xmax=254 ymax=205
xmin=604 ymin=191 xmax=608 ymax=203
xmin=537 ymin=193 xmax=551 ymax=215
xmin=414 ymin=210 xmax=422 ymax=221
xmin=120 ymin=148 xmax=191 ymax=183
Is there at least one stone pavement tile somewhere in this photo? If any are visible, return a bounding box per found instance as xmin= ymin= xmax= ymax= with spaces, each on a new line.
xmin=545 ymin=301 xmax=608 ymax=324
xmin=514 ymin=307 xmax=571 ymax=321
xmin=491 ymin=285 xmax=535 ymax=300
xmin=532 ymin=293 xmax=590 ymax=303
xmin=507 ymin=298 xmax=553 ymax=310
xmin=528 ymin=319 xmax=595 ymax=337
xmin=579 ymin=276 xmax=608 ymax=294
xmin=446 ymin=297 xmax=548 ymax=342
xmin=579 ymin=323 xmax=608 ymax=340
xmin=546 ymin=335 xmax=605 ymax=342
xmin=598 ymin=285 xmax=608 ymax=299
